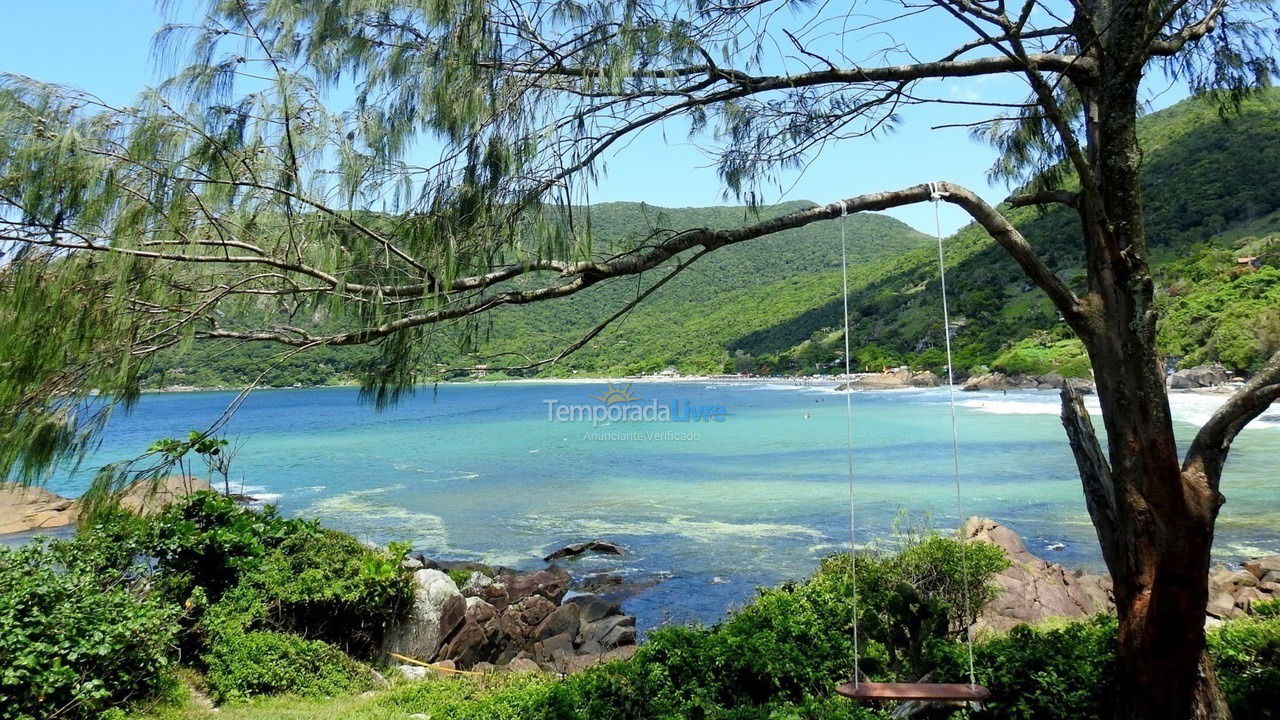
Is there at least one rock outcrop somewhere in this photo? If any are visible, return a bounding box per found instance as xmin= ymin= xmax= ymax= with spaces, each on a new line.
xmin=0 ymin=484 xmax=78 ymax=535
xmin=0 ymin=475 xmax=211 ymax=535
xmin=961 ymin=372 xmax=1093 ymax=393
xmin=386 ymin=563 xmax=638 ymax=674
xmin=1168 ymin=363 xmax=1233 ymax=389
xmin=963 ymin=518 xmax=1280 ymax=629
xmin=836 ymin=369 xmax=940 ymax=390
xmin=961 ymin=518 xmax=1113 ymax=632
xmin=1207 ymin=556 xmax=1280 ymax=621
xmin=383 ymin=569 xmax=468 ymax=663
xmin=543 ymin=539 xmax=628 ymax=562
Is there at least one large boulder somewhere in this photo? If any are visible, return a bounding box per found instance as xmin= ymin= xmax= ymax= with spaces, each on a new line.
xmin=1168 ymin=363 xmax=1232 ymax=389
xmin=543 ymin=539 xmax=628 ymax=562
xmin=1244 ymin=555 xmax=1280 ymax=580
xmin=0 ymin=475 xmax=212 ymax=535
xmin=565 ymin=594 xmax=618 ymax=625
xmin=576 ymin=614 xmax=637 ymax=655
xmin=504 ymin=566 xmax=571 ymax=604
xmin=0 ymin=484 xmax=78 ymax=534
xmin=961 ymin=518 xmax=1114 ymax=632
xmin=837 ymin=369 xmax=940 ymax=391
xmin=382 ymin=569 xmax=467 ymax=663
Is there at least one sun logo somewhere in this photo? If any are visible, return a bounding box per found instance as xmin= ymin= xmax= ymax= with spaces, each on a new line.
xmin=590 ymin=382 xmax=639 ymax=405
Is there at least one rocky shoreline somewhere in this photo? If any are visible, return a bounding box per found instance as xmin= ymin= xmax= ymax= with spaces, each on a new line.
xmin=0 ymin=476 xmax=213 ymax=535
xmin=386 ymin=544 xmax=641 ymax=677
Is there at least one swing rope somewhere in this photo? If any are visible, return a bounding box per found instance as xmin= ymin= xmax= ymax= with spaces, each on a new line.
xmin=930 ymin=182 xmax=978 ymax=688
xmin=839 ymin=184 xmax=979 ymax=693
xmin=837 ymin=199 xmax=860 ymax=687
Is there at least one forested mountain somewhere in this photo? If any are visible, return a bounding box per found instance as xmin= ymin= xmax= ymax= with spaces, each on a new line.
xmin=143 ymin=89 xmax=1280 ymax=387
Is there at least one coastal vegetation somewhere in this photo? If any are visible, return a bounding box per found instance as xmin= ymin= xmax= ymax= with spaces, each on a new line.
xmin=1 ymin=0 xmax=1278 ymax=716
xmin=4 ymin=496 xmax=1279 ymax=720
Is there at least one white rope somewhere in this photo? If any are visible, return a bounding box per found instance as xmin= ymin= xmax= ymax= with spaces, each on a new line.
xmin=838 ymin=199 xmax=860 ymax=686
xmin=929 ymin=182 xmax=978 ymax=688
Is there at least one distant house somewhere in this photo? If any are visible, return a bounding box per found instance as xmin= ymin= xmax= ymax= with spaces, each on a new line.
xmin=1237 ymin=256 xmax=1262 ymax=270
xmin=658 ymin=367 xmax=680 ymax=377
xmin=471 ymin=364 xmax=489 ymax=378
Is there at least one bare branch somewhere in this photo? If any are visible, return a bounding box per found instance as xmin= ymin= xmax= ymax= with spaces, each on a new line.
xmin=1009 ymin=189 xmax=1081 ymax=208
xmin=1183 ymin=348 xmax=1280 ymax=487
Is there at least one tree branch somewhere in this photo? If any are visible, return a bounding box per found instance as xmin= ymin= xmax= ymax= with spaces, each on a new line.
xmin=1060 ymin=382 xmax=1124 ymax=572
xmin=195 ymin=181 xmax=1083 ymax=350
xmin=1009 ymin=189 xmax=1080 ymax=208
xmin=1183 ymin=348 xmax=1280 ymax=487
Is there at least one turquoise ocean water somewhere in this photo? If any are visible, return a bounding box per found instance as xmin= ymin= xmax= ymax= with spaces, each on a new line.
xmin=30 ymin=381 xmax=1280 ymax=630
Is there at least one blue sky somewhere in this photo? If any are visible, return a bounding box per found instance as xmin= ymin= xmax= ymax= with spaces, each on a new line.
xmin=0 ymin=1 xmax=1193 ymax=234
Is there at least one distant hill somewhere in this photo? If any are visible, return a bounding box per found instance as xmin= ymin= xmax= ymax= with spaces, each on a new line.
xmin=143 ymin=89 xmax=1280 ymax=387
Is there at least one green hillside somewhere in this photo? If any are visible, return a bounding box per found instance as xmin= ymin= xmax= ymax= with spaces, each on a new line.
xmin=707 ymin=88 xmax=1280 ymax=378
xmin=143 ymin=89 xmax=1280 ymax=387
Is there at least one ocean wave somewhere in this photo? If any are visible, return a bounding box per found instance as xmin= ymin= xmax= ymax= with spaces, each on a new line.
xmin=957 ymin=391 xmax=1279 ymax=431
xmin=520 ymin=513 xmax=823 ymax=543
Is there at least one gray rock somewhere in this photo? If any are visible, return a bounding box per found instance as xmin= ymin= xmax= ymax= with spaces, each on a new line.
xmin=461 ymin=571 xmax=494 ymax=596
xmin=401 ymin=556 xmax=425 ymax=571
xmin=1168 ymin=363 xmax=1231 ymax=389
xmin=505 ymin=567 xmax=571 ymax=604
xmin=399 ymin=664 xmax=428 ymax=681
xmin=382 ymin=569 xmax=466 ymax=663
xmin=566 ymin=594 xmax=618 ymax=624
xmin=543 ymin=539 xmax=628 ymax=562
xmin=533 ymin=632 xmax=576 ymax=666
xmin=1207 ymin=591 xmax=1238 ymax=619
xmin=534 ymin=602 xmax=581 ymax=642
xmin=577 ymin=614 xmax=637 ymax=654
xmin=505 ymin=657 xmax=542 ymax=673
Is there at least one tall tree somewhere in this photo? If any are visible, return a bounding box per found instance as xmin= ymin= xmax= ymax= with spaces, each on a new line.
xmin=1 ymin=1 xmax=1278 ymax=717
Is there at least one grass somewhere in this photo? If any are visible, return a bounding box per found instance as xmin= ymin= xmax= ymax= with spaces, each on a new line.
xmin=130 ymin=673 xmax=556 ymax=720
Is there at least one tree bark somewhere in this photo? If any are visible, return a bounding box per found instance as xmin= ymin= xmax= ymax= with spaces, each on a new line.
xmin=1059 ymin=64 xmax=1232 ymax=716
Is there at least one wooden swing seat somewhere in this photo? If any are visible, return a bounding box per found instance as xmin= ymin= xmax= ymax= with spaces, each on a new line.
xmin=836 ymin=682 xmax=990 ymax=702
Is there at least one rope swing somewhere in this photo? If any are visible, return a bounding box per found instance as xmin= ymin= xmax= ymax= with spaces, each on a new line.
xmin=834 ymin=184 xmax=990 ymax=704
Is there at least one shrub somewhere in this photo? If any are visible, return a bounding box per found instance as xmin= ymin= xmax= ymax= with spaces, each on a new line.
xmin=992 ymin=335 xmax=1092 ymax=378
xmin=1253 ymin=598 xmax=1280 ymax=618
xmin=0 ymin=540 xmax=179 ymax=720
xmin=204 ymin=631 xmax=370 ymax=703
xmin=1208 ymin=615 xmax=1280 ymax=718
xmin=208 ymin=529 xmax=413 ymax=655
xmin=939 ymin=615 xmax=1119 ymax=720
xmin=144 ymin=491 xmax=319 ymax=603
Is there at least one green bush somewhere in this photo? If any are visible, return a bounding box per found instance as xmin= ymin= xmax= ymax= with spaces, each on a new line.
xmin=933 ymin=615 xmax=1118 ymax=720
xmin=204 ymin=529 xmax=413 ymax=655
xmin=1209 ymin=615 xmax=1280 ymax=718
xmin=992 ymin=335 xmax=1092 ymax=378
xmin=204 ymin=631 xmax=370 ymax=703
xmin=145 ymin=491 xmax=319 ymax=602
xmin=0 ymin=540 xmax=179 ymax=720
xmin=1253 ymin=598 xmax=1280 ymax=618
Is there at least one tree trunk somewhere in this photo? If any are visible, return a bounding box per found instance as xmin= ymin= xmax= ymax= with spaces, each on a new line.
xmin=1064 ymin=67 xmax=1231 ymax=718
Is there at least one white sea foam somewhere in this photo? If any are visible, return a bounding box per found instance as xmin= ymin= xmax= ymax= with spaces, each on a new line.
xmin=957 ymin=390 xmax=1279 ymax=431
xmin=520 ymin=513 xmax=823 ymax=543
xmin=304 ymin=487 xmax=450 ymax=548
